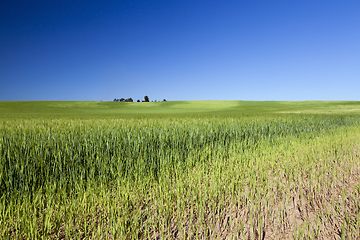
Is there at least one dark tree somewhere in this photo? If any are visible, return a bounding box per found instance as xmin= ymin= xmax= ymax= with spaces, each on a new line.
xmin=137 ymin=99 xmax=140 ymax=102
xmin=120 ymin=98 xmax=125 ymax=102
xmin=163 ymin=99 xmax=167 ymax=102
xmin=144 ymin=95 xmax=150 ymax=102
xmin=125 ymin=98 xmax=133 ymax=102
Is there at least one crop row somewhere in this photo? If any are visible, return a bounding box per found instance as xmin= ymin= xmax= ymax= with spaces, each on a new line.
xmin=1 ymin=115 xmax=359 ymax=199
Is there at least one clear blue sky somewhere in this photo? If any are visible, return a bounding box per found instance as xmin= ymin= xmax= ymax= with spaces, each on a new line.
xmin=1 ymin=1 xmax=359 ymax=101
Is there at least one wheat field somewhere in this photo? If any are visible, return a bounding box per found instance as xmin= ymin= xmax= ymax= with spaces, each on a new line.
xmin=1 ymin=101 xmax=360 ymax=239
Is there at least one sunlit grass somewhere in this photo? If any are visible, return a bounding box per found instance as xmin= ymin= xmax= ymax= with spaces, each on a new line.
xmin=1 ymin=101 xmax=360 ymax=238
xmin=1 ymin=100 xmax=360 ymax=117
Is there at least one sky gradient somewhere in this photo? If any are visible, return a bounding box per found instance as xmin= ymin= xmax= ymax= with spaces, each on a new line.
xmin=1 ymin=1 xmax=359 ymax=101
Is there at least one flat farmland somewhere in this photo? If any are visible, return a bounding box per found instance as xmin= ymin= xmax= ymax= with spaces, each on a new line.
xmin=1 ymin=101 xmax=360 ymax=239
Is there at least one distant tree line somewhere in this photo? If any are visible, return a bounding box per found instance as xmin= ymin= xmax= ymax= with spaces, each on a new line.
xmin=113 ymin=96 xmax=166 ymax=102
xmin=113 ymin=97 xmax=133 ymax=102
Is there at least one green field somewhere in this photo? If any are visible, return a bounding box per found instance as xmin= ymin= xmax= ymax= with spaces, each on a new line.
xmin=1 ymin=101 xmax=360 ymax=239
xmin=1 ymin=101 xmax=360 ymax=117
